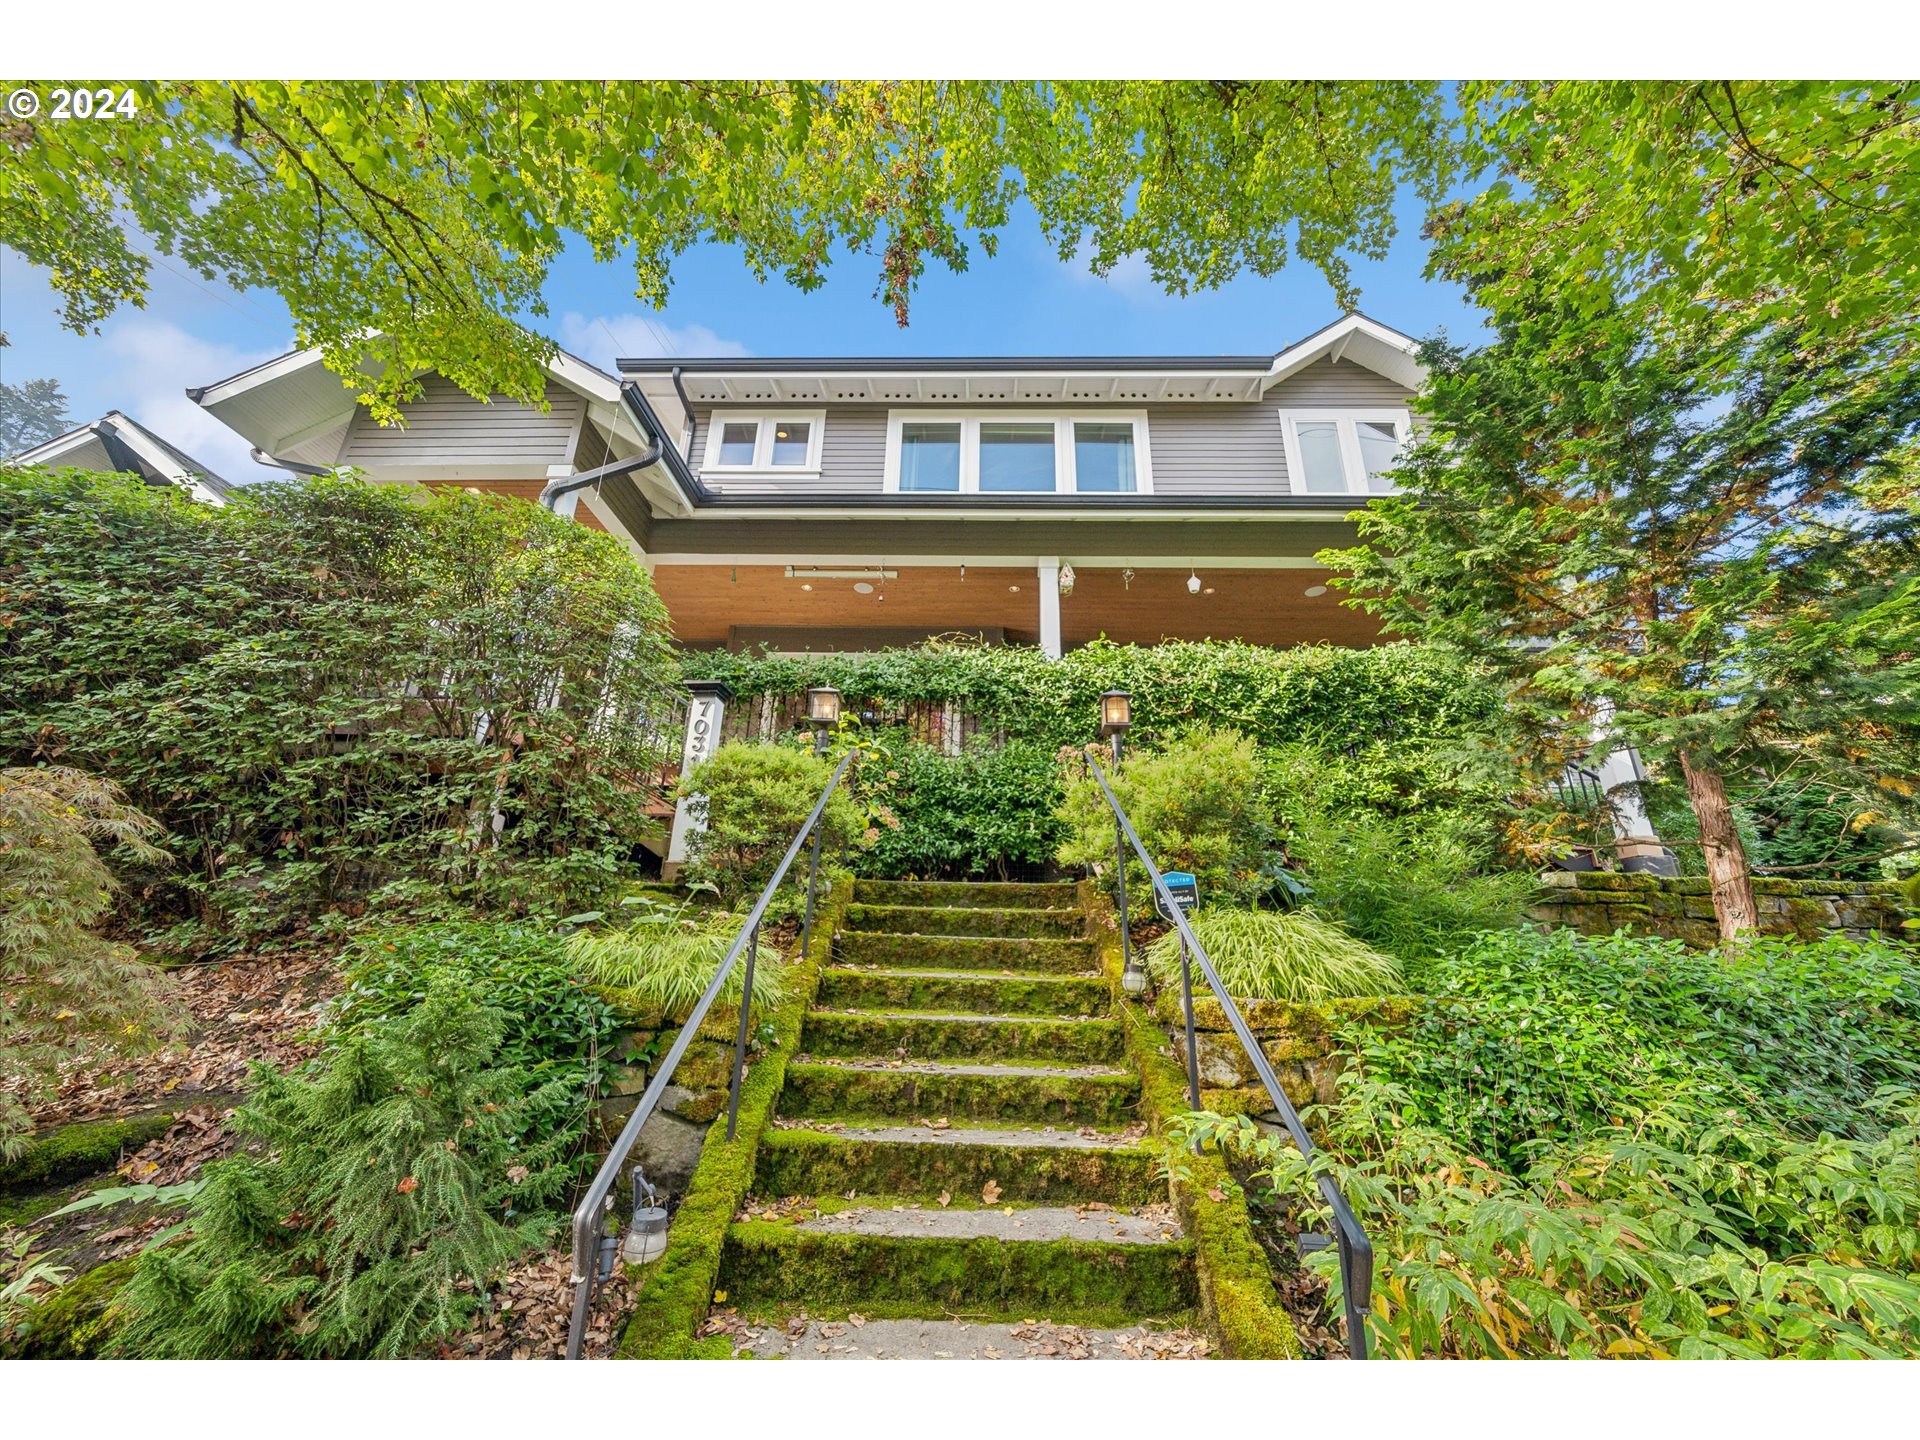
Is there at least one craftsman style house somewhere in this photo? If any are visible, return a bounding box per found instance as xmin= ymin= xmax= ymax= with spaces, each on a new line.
xmin=185 ymin=313 xmax=1423 ymax=656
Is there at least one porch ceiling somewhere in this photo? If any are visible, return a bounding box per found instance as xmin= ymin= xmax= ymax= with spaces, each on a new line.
xmin=650 ymin=564 xmax=1384 ymax=650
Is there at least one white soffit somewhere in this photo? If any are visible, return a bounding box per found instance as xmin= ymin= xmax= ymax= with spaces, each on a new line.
xmin=1262 ymin=314 xmax=1426 ymax=392
xmin=672 ymin=369 xmax=1270 ymax=406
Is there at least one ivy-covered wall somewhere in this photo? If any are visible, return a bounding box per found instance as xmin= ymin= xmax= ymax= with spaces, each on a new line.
xmin=1531 ymin=872 xmax=1912 ymax=948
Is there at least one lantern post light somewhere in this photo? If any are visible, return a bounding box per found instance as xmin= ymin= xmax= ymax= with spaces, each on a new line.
xmin=804 ymin=685 xmax=842 ymax=755
xmin=620 ymin=1167 xmax=670 ymax=1268
xmin=1098 ymin=690 xmax=1132 ymax=765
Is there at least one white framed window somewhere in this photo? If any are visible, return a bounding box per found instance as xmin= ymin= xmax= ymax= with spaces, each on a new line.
xmin=882 ymin=412 xmax=1153 ymax=495
xmin=1277 ymin=409 xmax=1413 ymax=496
xmin=701 ymin=410 xmax=826 ymax=475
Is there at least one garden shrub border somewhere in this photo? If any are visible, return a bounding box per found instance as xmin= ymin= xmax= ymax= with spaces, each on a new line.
xmin=1076 ymin=881 xmax=1303 ymax=1360
xmin=615 ymin=877 xmax=850 ymax=1359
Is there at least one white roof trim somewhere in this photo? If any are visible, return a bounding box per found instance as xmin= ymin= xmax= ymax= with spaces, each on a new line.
xmin=1260 ymin=314 xmax=1425 ymax=393
xmin=13 ymin=412 xmax=231 ymax=504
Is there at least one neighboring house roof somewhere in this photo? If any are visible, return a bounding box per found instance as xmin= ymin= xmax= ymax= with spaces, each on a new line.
xmin=10 ymin=412 xmax=233 ymax=505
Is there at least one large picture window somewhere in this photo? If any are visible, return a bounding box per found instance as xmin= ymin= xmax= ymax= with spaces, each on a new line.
xmin=701 ymin=410 xmax=826 ymax=475
xmin=1276 ymin=410 xmax=1412 ymax=495
xmin=883 ymin=412 xmax=1152 ymax=495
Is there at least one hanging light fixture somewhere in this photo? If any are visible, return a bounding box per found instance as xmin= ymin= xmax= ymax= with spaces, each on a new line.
xmin=1058 ymin=563 xmax=1076 ymax=597
xmin=1187 ymin=569 xmax=1202 ymax=595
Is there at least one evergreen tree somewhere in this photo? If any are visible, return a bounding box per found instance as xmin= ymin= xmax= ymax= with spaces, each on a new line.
xmin=1324 ymin=309 xmax=1920 ymax=940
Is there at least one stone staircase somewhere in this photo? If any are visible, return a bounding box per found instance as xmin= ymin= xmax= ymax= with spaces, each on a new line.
xmin=712 ymin=878 xmax=1204 ymax=1360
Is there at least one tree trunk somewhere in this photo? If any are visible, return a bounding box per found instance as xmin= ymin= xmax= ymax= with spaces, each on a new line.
xmin=1679 ymin=750 xmax=1760 ymax=943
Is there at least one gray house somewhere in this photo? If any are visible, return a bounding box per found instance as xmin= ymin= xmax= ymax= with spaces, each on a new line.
xmin=11 ymin=411 xmax=232 ymax=506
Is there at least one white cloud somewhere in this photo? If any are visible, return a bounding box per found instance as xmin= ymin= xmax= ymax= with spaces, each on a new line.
xmin=96 ymin=319 xmax=289 ymax=486
xmin=1064 ymin=243 xmax=1159 ymax=300
xmin=554 ymin=312 xmax=751 ymax=371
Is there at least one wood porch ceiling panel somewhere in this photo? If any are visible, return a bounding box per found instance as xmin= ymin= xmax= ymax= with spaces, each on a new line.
xmin=650 ymin=564 xmax=1384 ymax=649
xmin=1060 ymin=565 xmax=1383 ymax=647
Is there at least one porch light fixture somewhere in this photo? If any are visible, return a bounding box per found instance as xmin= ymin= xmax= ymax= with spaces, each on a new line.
xmin=1187 ymin=570 xmax=1202 ymax=595
xmin=805 ymin=686 xmax=843 ymax=728
xmin=1304 ymin=584 xmax=1328 ymax=598
xmin=620 ymin=1167 xmax=669 ymax=1268
xmin=1099 ymin=690 xmax=1132 ymax=738
xmin=1121 ymin=955 xmax=1150 ymax=997
xmin=1058 ymin=563 xmax=1076 ymax=597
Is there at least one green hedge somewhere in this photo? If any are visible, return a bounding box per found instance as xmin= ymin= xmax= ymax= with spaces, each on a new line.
xmin=694 ymin=639 xmax=1498 ymax=754
xmin=0 ymin=469 xmax=683 ymax=935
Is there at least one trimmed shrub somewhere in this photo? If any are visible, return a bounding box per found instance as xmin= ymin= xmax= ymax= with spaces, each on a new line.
xmin=678 ymin=743 xmax=862 ymax=909
xmin=856 ymin=738 xmax=1066 ymax=880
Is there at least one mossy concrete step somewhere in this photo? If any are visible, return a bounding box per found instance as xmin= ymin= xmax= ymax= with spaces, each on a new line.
xmin=834 ymin=933 xmax=1095 ymax=974
xmin=817 ymin=967 xmax=1109 ymax=1018
xmin=853 ymin=880 xmax=1082 ymax=911
xmin=786 ymin=1204 xmax=1182 ymax=1244
xmin=802 ymin=1011 xmax=1125 ymax=1065
xmin=782 ymin=1059 xmax=1139 ymax=1126
xmin=756 ymin=1125 xmax=1162 ymax=1206
xmin=736 ymin=1315 xmax=1208 ymax=1360
xmin=718 ymin=1222 xmax=1196 ymax=1316
xmin=845 ymin=903 xmax=1085 ymax=940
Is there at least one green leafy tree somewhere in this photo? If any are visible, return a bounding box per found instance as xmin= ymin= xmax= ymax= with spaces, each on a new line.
xmin=0 ymin=81 xmax=1450 ymax=418
xmin=1324 ymin=308 xmax=1920 ymax=940
xmin=0 ymin=767 xmax=179 ymax=1155
xmin=0 ymin=376 xmax=71 ymax=454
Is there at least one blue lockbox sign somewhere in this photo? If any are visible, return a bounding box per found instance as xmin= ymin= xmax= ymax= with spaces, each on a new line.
xmin=1155 ymin=871 xmax=1199 ymax=920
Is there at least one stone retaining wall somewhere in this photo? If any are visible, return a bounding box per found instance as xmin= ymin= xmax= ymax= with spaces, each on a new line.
xmin=1530 ymin=871 xmax=1911 ymax=948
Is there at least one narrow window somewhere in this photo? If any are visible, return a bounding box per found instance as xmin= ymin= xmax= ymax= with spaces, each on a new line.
xmin=1355 ymin=420 xmax=1404 ymax=492
xmin=1293 ymin=420 xmax=1349 ymax=494
xmin=978 ymin=422 xmax=1056 ymax=492
xmin=1073 ymin=422 xmax=1137 ymax=493
xmin=899 ymin=421 xmax=962 ymax=491
xmin=717 ymin=421 xmax=758 ymax=467
xmin=770 ymin=420 xmax=812 ymax=467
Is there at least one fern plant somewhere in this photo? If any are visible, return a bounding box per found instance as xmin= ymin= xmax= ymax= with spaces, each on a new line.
xmin=566 ymin=905 xmax=785 ymax=1021
xmin=1144 ymin=907 xmax=1401 ymax=1003
xmin=113 ymin=978 xmax=580 ymax=1359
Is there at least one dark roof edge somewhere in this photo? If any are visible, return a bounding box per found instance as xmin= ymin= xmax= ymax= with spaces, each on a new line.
xmin=658 ymin=492 xmax=1356 ymax=515
xmin=618 ymin=354 xmax=1273 ymax=375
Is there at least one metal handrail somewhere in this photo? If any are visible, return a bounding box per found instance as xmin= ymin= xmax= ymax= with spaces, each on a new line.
xmin=563 ymin=748 xmax=856 ymax=1359
xmin=1084 ymin=750 xmax=1375 ymax=1361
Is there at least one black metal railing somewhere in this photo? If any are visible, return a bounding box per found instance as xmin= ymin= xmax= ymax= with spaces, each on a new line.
xmin=1084 ymin=750 xmax=1376 ymax=1361
xmin=562 ymin=748 xmax=855 ymax=1359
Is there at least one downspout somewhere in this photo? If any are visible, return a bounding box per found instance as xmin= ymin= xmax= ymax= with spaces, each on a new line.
xmin=539 ymin=442 xmax=663 ymax=511
xmin=670 ymin=365 xmax=697 ymax=459
xmin=251 ymin=446 xmax=330 ymax=477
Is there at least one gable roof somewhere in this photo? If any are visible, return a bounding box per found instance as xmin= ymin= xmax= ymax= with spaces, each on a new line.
xmin=10 ymin=412 xmax=233 ymax=504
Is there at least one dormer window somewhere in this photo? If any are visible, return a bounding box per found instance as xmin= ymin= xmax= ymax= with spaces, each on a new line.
xmin=883 ymin=412 xmax=1153 ymax=495
xmin=702 ymin=410 xmax=825 ymax=475
xmin=1276 ymin=410 xmax=1412 ymax=495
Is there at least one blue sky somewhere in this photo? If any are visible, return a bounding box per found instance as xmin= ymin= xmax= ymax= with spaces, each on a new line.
xmin=2 ymin=191 xmax=1486 ymax=484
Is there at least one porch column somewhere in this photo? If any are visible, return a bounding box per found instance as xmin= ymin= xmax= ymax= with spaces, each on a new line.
xmin=1037 ymin=557 xmax=1062 ymax=659
xmin=1592 ymin=698 xmax=1678 ymax=875
xmin=664 ymin=680 xmax=733 ymax=880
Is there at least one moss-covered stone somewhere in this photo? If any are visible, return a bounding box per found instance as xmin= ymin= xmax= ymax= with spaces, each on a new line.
xmin=615 ymin=880 xmax=851 ymax=1360
xmin=4 ymin=1113 xmax=178 ymax=1195
xmin=833 ymin=933 xmax=1095 ymax=973
xmin=0 ymin=1256 xmax=137 ymax=1358
xmin=1530 ymin=871 xmax=1912 ymax=947
xmin=845 ymin=903 xmax=1086 ymax=939
xmin=717 ymin=1222 xmax=1196 ymax=1316
xmin=853 ymin=880 xmax=1082 ymax=910
xmin=779 ymin=1062 xmax=1140 ymax=1127
xmin=753 ymin=1127 xmax=1163 ymax=1207
xmin=801 ymin=1012 xmax=1124 ymax=1065
xmin=817 ymin=967 xmax=1109 ymax=1018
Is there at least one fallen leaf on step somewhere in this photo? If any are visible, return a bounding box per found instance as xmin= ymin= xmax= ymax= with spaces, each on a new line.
xmin=937 ymin=1190 xmax=952 ymax=1207
xmin=849 ymin=1313 xmax=866 ymax=1328
xmin=844 ymin=1189 xmax=857 ymax=1200
xmin=982 ymin=1179 xmax=1003 ymax=1204
xmin=925 ymin=1117 xmax=950 ymax=1130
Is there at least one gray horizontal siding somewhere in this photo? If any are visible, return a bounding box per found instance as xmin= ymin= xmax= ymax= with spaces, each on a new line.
xmin=681 ymin=357 xmax=1415 ymax=498
xmin=339 ymin=377 xmax=581 ymax=466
